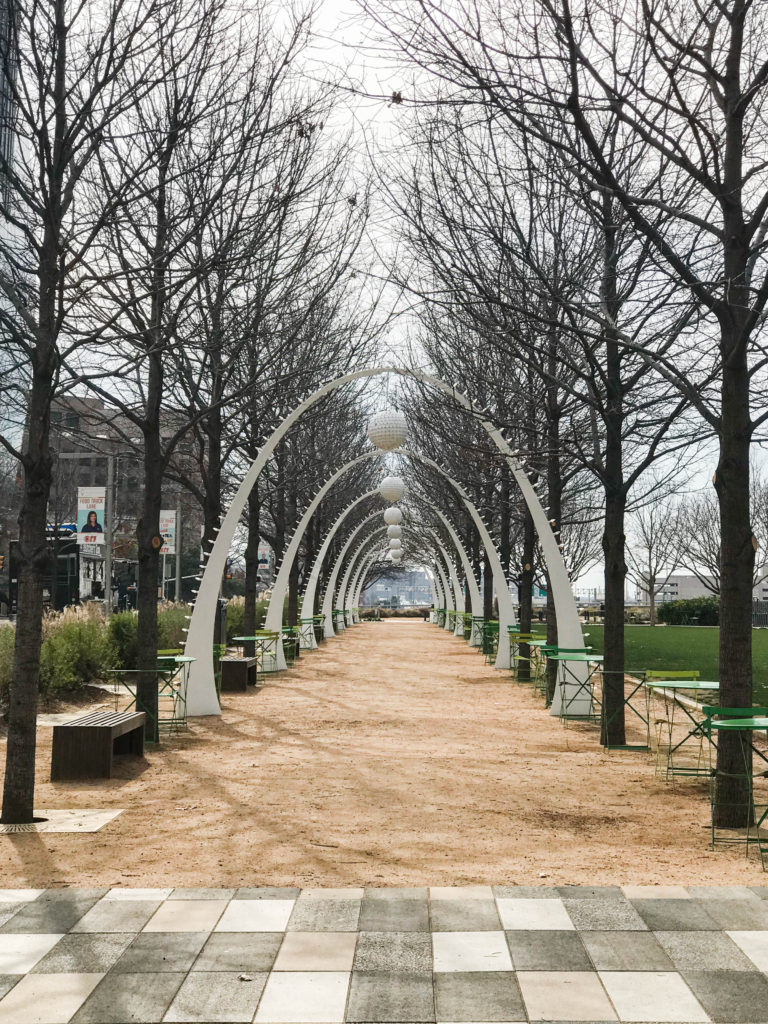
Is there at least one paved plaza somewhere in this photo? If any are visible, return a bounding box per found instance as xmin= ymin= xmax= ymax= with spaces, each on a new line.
xmin=3 ymin=885 xmax=768 ymax=1021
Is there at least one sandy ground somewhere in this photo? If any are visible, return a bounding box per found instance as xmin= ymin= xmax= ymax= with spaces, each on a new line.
xmin=2 ymin=619 xmax=766 ymax=887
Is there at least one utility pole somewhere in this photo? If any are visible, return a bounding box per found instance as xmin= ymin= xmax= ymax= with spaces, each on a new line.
xmin=104 ymin=456 xmax=114 ymax=614
xmin=175 ymin=507 xmax=182 ymax=601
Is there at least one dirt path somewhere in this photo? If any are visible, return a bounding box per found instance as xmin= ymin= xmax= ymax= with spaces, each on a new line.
xmin=2 ymin=619 xmax=764 ymax=886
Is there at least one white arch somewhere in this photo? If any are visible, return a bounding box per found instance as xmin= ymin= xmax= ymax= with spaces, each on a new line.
xmin=433 ymin=509 xmax=482 ymax=642
xmin=321 ymin=516 xmax=384 ymax=638
xmin=184 ymin=365 xmax=584 ymax=717
xmin=262 ymin=455 xmax=378 ymax=669
xmin=298 ymin=490 xmax=379 ymax=648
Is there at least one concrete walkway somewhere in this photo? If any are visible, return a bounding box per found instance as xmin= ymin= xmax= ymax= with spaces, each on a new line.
xmin=3 ymin=885 xmax=768 ymax=1021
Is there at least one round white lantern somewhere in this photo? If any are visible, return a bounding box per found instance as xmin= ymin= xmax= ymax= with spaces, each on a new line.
xmin=383 ymin=507 xmax=403 ymax=526
xmin=389 ymin=538 xmax=402 ymax=550
xmin=391 ymin=550 xmax=402 ymax=562
xmin=387 ymin=525 xmax=402 ymax=539
xmin=380 ymin=475 xmax=405 ymax=502
xmin=368 ymin=410 xmax=407 ymax=451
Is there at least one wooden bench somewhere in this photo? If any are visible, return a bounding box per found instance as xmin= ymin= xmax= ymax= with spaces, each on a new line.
xmin=219 ymin=656 xmax=260 ymax=692
xmin=51 ymin=711 xmax=146 ymax=781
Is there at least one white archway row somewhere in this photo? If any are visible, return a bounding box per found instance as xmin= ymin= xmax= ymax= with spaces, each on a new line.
xmin=433 ymin=508 xmax=482 ymax=645
xmin=298 ymin=491 xmax=379 ymax=646
xmin=184 ymin=366 xmax=585 ymax=717
xmin=320 ymin=514 xmax=384 ymax=638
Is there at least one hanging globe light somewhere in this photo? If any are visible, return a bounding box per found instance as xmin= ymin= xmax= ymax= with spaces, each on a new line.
xmin=380 ymin=475 xmax=405 ymax=502
xmin=387 ymin=525 xmax=402 ymax=539
xmin=389 ymin=538 xmax=402 ymax=550
xmin=383 ymin=507 xmax=403 ymax=526
xmin=391 ymin=550 xmax=402 ymax=562
xmin=367 ymin=410 xmax=407 ymax=451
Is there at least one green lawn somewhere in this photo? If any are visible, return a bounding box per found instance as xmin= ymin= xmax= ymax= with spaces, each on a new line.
xmin=586 ymin=624 xmax=768 ymax=703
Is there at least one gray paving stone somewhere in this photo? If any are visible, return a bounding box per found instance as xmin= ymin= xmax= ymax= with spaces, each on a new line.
xmin=354 ymin=932 xmax=432 ymax=973
xmin=346 ymin=970 xmax=435 ymax=1022
xmin=433 ymin=971 xmax=525 ymax=1022
xmin=492 ymin=885 xmax=555 ymax=898
xmin=688 ymin=886 xmax=761 ymax=900
xmin=365 ymin=887 xmax=429 ymax=899
xmin=749 ymin=885 xmax=768 ymax=900
xmin=41 ymin=888 xmax=108 ymax=901
xmin=430 ymin=898 xmax=501 ymax=932
xmin=192 ymin=933 xmax=283 ymax=972
xmin=505 ymin=929 xmax=591 ymax=971
xmin=72 ymin=971 xmax=185 ymax=1023
xmin=30 ymin=932 xmax=135 ymax=973
xmin=113 ymin=932 xmax=208 ymax=973
xmin=693 ymin=897 xmax=768 ymax=930
xmin=0 ymin=902 xmax=22 ymax=927
xmin=564 ymin=897 xmax=647 ymax=931
xmin=630 ymin=898 xmax=719 ymax=931
xmin=656 ymin=930 xmax=758 ymax=971
xmin=164 ymin=970 xmax=267 ymax=1023
xmin=683 ymin=968 xmax=768 ymax=1022
xmin=72 ymin=898 xmax=162 ymax=932
xmin=287 ymin=897 xmax=361 ymax=931
xmin=358 ymin=897 xmax=429 ymax=932
xmin=233 ymin=887 xmax=300 ymax=899
xmin=558 ymin=885 xmax=623 ymax=899
xmin=580 ymin=930 xmax=675 ymax=971
xmin=0 ymin=974 xmax=20 ymax=999
xmin=168 ymin=889 xmax=236 ymax=901
xmin=1 ymin=893 xmax=101 ymax=933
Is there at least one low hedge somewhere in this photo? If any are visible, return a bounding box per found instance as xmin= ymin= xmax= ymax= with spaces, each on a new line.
xmin=657 ymin=596 xmax=719 ymax=626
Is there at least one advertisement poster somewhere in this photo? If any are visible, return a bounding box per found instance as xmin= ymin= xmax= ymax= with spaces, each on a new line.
xmin=77 ymin=487 xmax=106 ymax=545
xmin=159 ymin=510 xmax=176 ymax=555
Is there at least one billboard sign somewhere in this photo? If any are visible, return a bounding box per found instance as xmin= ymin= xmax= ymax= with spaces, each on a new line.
xmin=159 ymin=510 xmax=176 ymax=555
xmin=77 ymin=487 xmax=106 ymax=545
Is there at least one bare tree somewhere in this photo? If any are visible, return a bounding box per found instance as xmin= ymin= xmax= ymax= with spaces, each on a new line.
xmin=626 ymin=494 xmax=683 ymax=625
xmin=0 ymin=0 xmax=171 ymax=823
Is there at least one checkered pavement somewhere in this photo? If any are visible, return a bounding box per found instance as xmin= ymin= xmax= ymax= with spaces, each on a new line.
xmin=2 ymin=885 xmax=768 ymax=1021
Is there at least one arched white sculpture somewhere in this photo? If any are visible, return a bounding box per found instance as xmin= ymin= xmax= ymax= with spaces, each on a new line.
xmin=184 ymin=366 xmax=585 ymax=718
xmin=262 ymin=454 xmax=380 ymax=670
xmin=368 ymin=411 xmax=407 ymax=451
xmin=321 ymin=519 xmax=387 ymax=637
xmin=299 ymin=494 xmax=380 ymax=648
xmin=383 ymin=507 xmax=402 ymax=526
xmin=338 ymin=529 xmax=388 ymax=623
xmin=433 ymin=508 xmax=483 ymax=645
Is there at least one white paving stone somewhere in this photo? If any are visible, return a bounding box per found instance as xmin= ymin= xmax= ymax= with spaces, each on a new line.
xmin=216 ymin=899 xmax=295 ymax=932
xmin=0 ymin=891 xmax=45 ymax=902
xmin=0 ymin=934 xmax=63 ymax=974
xmin=727 ymin=930 xmax=768 ymax=971
xmin=104 ymin=887 xmax=173 ymax=900
xmin=497 ymin=896 xmax=575 ymax=930
xmin=430 ymin=886 xmax=494 ymax=900
xmin=254 ymin=970 xmax=349 ymax=1022
xmin=143 ymin=899 xmax=227 ymax=932
xmin=298 ymin=888 xmax=364 ymax=900
xmin=432 ymin=931 xmax=513 ymax=972
xmin=599 ymin=970 xmax=709 ymax=1022
xmin=0 ymin=971 xmax=103 ymax=1023
xmin=517 ymin=971 xmax=617 ymax=1022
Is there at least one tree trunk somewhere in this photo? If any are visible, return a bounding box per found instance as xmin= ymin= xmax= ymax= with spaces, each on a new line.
xmin=713 ymin=322 xmax=754 ymax=825
xmin=243 ymin=494 xmax=260 ymax=657
xmin=483 ymin=551 xmax=493 ymax=620
xmin=1 ymin=381 xmax=53 ymax=822
xmin=518 ymin=505 xmax=535 ymax=682
xmin=288 ymin=557 xmax=300 ymax=627
xmin=136 ymin=412 xmax=163 ymax=743
xmin=648 ymin=581 xmax=657 ymax=627
xmin=600 ymin=488 xmax=627 ymax=746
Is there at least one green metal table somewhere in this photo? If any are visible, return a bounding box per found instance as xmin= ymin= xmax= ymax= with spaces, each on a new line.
xmin=709 ymin=716 xmax=768 ymax=867
xmin=547 ymin=651 xmax=603 ymax=721
xmin=231 ymin=633 xmax=281 ymax=675
xmin=645 ymin=680 xmax=719 ymax=779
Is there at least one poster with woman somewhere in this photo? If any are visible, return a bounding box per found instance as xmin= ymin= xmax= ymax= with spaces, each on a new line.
xmin=77 ymin=487 xmax=106 ymax=545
